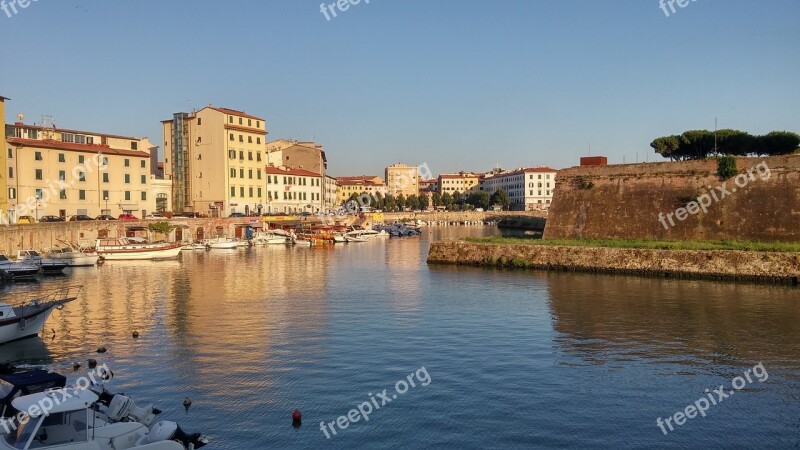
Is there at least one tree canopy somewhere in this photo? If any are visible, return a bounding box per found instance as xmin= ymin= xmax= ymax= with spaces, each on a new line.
xmin=651 ymin=129 xmax=800 ymax=160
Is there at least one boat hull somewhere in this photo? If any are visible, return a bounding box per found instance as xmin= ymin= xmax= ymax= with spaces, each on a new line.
xmin=0 ymin=299 xmax=74 ymax=345
xmin=98 ymin=246 xmax=182 ymax=260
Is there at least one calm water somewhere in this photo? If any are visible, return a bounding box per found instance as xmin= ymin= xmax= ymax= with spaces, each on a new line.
xmin=1 ymin=226 xmax=798 ymax=449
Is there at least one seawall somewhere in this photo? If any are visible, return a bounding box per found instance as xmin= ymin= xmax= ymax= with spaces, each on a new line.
xmin=427 ymin=241 xmax=800 ymax=284
xmin=543 ymin=155 xmax=800 ymax=242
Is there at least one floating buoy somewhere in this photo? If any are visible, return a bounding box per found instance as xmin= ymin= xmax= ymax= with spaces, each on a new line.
xmin=73 ymin=362 xmax=81 ymax=371
xmin=292 ymin=409 xmax=302 ymax=427
xmin=132 ymin=331 xmax=139 ymax=338
xmin=97 ymin=347 xmax=107 ymax=353
xmin=87 ymin=359 xmax=97 ymax=369
xmin=183 ymin=397 xmax=192 ymax=408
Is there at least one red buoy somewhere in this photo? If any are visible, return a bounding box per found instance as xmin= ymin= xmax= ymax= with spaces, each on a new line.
xmin=292 ymin=409 xmax=302 ymax=422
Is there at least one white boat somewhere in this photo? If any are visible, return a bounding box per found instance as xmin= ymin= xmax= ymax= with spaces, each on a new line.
xmin=235 ymin=239 xmax=250 ymax=248
xmin=1 ymin=388 xmax=206 ymax=449
xmin=0 ymin=254 xmax=39 ymax=280
xmin=251 ymin=232 xmax=287 ymax=246
xmin=0 ymin=285 xmax=79 ymax=344
xmin=15 ymin=250 xmax=68 ymax=274
xmin=344 ymin=235 xmax=368 ymax=243
xmin=95 ymin=238 xmax=183 ymax=261
xmin=180 ymin=242 xmax=207 ymax=251
xmin=204 ymin=237 xmax=238 ymax=249
xmin=45 ymin=247 xmax=101 ymax=267
xmin=332 ymin=234 xmax=347 ymax=243
xmin=345 ymin=229 xmax=386 ymax=239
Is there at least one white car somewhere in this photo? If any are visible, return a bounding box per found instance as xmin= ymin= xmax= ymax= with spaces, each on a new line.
xmin=144 ymin=214 xmax=168 ymax=220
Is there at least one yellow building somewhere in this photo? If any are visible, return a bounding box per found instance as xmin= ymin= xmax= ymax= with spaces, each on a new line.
xmin=335 ymin=176 xmax=385 ymax=204
xmin=4 ymin=121 xmax=157 ymax=220
xmin=0 ymin=96 xmax=8 ymax=220
xmin=385 ymin=163 xmax=419 ymax=197
xmin=162 ymin=106 xmax=268 ymax=216
xmin=438 ymin=172 xmax=480 ymax=194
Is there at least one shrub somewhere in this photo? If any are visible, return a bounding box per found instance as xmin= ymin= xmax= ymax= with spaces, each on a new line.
xmin=716 ymin=156 xmax=738 ymax=180
xmin=573 ymin=176 xmax=594 ymax=190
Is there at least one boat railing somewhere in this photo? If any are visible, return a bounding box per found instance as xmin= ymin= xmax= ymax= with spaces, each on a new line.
xmin=17 ymin=284 xmax=84 ymax=306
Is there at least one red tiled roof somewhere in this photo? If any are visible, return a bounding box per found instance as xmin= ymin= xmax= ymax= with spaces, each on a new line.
xmin=207 ymin=106 xmax=265 ymax=121
xmin=439 ymin=173 xmax=479 ymax=179
xmin=263 ymin=166 xmax=320 ymax=177
xmin=0 ymin=95 xmax=9 ymax=101
xmin=7 ymin=138 xmax=150 ymax=158
xmin=6 ymin=123 xmax=139 ymax=141
xmin=523 ymin=167 xmax=558 ymax=173
xmin=224 ymin=124 xmax=267 ymax=136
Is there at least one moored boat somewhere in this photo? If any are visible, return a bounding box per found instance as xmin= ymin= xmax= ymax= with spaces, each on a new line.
xmin=95 ymin=238 xmax=183 ymax=261
xmin=0 ymin=254 xmax=39 ymax=280
xmin=251 ymin=232 xmax=287 ymax=245
xmin=15 ymin=250 xmax=68 ymax=275
xmin=46 ymin=247 xmax=101 ymax=267
xmin=0 ymin=285 xmax=79 ymax=344
xmin=181 ymin=242 xmax=207 ymax=251
xmin=204 ymin=237 xmax=238 ymax=249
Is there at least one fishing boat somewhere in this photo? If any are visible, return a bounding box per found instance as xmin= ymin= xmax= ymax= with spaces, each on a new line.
xmin=0 ymin=254 xmax=39 ymax=280
xmin=204 ymin=237 xmax=238 ymax=249
xmin=95 ymin=238 xmax=183 ymax=261
xmin=45 ymin=247 xmax=101 ymax=267
xmin=0 ymin=285 xmax=79 ymax=344
xmin=15 ymin=250 xmax=68 ymax=274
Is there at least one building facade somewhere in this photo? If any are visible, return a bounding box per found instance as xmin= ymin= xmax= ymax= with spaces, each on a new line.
xmin=335 ymin=176 xmax=385 ymax=204
xmin=437 ymin=172 xmax=480 ymax=194
xmin=264 ymin=167 xmax=323 ymax=214
xmin=385 ymin=163 xmax=419 ymax=196
xmin=162 ymin=106 xmax=268 ymax=216
xmin=324 ymin=175 xmax=338 ymax=211
xmin=4 ymin=121 xmax=158 ymax=220
xmin=480 ymin=167 xmax=557 ymax=210
xmin=0 ymin=96 xmax=8 ymax=220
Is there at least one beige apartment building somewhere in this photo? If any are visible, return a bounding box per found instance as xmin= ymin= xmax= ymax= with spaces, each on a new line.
xmin=264 ymin=166 xmax=323 ymax=214
xmin=4 ymin=120 xmax=158 ymax=220
xmin=438 ymin=172 xmax=480 ymax=194
xmin=385 ymin=163 xmax=419 ymax=196
xmin=162 ymin=105 xmax=268 ymax=216
xmin=335 ymin=176 xmax=385 ymax=204
xmin=0 ymin=96 xmax=8 ymax=219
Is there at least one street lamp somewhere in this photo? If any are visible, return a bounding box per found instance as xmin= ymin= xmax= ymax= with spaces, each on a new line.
xmin=104 ymin=196 xmax=109 ymax=215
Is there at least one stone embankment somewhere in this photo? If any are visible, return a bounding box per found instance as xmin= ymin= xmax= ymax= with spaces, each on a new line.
xmin=427 ymin=241 xmax=800 ymax=284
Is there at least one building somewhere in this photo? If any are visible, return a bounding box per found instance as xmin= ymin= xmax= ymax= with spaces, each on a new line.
xmin=385 ymin=163 xmax=419 ymax=196
xmin=0 ymin=96 xmax=8 ymax=220
xmin=418 ymin=179 xmax=438 ymax=206
xmin=323 ymin=175 xmax=338 ymax=211
xmin=4 ymin=120 xmax=158 ymax=220
xmin=335 ymin=176 xmax=385 ymax=204
xmin=480 ymin=167 xmax=558 ymax=210
xmin=162 ymin=105 xmax=268 ymax=216
xmin=264 ymin=166 xmax=323 ymax=214
xmin=580 ymin=156 xmax=608 ymax=166
xmin=437 ymin=172 xmax=480 ymax=194
xmin=266 ymin=139 xmax=329 ymax=207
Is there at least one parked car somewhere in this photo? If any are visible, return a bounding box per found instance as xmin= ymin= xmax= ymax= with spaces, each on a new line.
xmin=144 ymin=214 xmax=167 ymax=220
xmin=174 ymin=212 xmax=201 ymax=218
xmin=118 ymin=213 xmax=139 ymax=221
xmin=69 ymin=214 xmax=94 ymax=221
xmin=16 ymin=215 xmax=36 ymax=224
xmin=475 ymin=208 xmax=484 ymax=212
xmin=229 ymin=212 xmax=246 ymax=218
xmin=39 ymin=215 xmax=65 ymax=222
xmin=95 ymin=214 xmax=116 ymax=220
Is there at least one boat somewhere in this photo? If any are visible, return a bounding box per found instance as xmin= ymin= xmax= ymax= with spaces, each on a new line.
xmin=251 ymin=232 xmax=287 ymax=246
xmin=0 ymin=369 xmax=67 ymax=417
xmin=0 ymin=285 xmax=79 ymax=345
xmin=180 ymin=242 xmax=207 ymax=251
xmin=204 ymin=237 xmax=238 ymax=249
xmin=345 ymin=228 xmax=387 ymax=239
xmin=344 ymin=235 xmax=368 ymax=243
xmin=15 ymin=250 xmax=68 ymax=275
xmin=0 ymin=255 xmax=39 ymax=280
xmin=332 ymin=234 xmax=347 ymax=243
xmin=95 ymin=238 xmax=183 ymax=261
xmin=235 ymin=239 xmax=250 ymax=248
xmin=45 ymin=247 xmax=101 ymax=267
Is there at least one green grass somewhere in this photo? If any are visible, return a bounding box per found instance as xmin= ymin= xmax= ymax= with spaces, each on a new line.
xmin=464 ymin=236 xmax=800 ymax=252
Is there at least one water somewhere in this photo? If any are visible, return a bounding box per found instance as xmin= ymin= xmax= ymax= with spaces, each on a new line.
xmin=0 ymin=226 xmax=798 ymax=449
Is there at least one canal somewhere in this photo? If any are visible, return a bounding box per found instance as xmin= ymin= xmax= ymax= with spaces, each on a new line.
xmin=1 ymin=226 xmax=798 ymax=449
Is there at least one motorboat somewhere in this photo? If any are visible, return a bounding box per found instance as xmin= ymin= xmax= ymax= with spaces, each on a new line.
xmin=14 ymin=251 xmax=68 ymax=275
xmin=0 ymin=285 xmax=79 ymax=345
xmin=180 ymin=242 xmax=207 ymax=251
xmin=344 ymin=235 xmax=368 ymax=243
xmin=95 ymin=238 xmax=183 ymax=261
xmin=235 ymin=239 xmax=250 ymax=248
xmin=0 ymin=255 xmax=39 ymax=280
xmin=0 ymin=369 xmax=67 ymax=418
xmin=250 ymin=232 xmax=287 ymax=246
xmin=345 ymin=228 xmax=387 ymax=239
xmin=45 ymin=247 xmax=101 ymax=267
xmin=204 ymin=237 xmax=238 ymax=249
xmin=332 ymin=234 xmax=347 ymax=243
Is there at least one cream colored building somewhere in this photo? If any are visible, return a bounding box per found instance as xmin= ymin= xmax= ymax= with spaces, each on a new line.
xmin=162 ymin=106 xmax=268 ymax=216
xmin=264 ymin=166 xmax=323 ymax=214
xmin=4 ymin=121 xmax=158 ymax=220
xmin=480 ymin=167 xmax=558 ymax=210
xmin=324 ymin=175 xmax=338 ymax=211
xmin=335 ymin=176 xmax=385 ymax=204
xmin=0 ymin=96 xmax=8 ymax=221
xmin=438 ymin=172 xmax=480 ymax=194
xmin=385 ymin=163 xmax=419 ymax=196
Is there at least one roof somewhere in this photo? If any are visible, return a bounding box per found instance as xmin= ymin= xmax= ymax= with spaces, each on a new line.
xmin=523 ymin=167 xmax=558 ymax=173
xmin=7 ymin=138 xmax=151 ymax=158
xmin=263 ymin=166 xmax=321 ymax=177
xmin=439 ymin=173 xmax=480 ymax=179
xmin=335 ymin=176 xmax=381 ymax=182
xmin=484 ymin=167 xmax=558 ymax=179
xmin=12 ymin=388 xmax=98 ymax=416
xmin=0 ymin=95 xmax=9 ymax=101
xmin=6 ymin=123 xmax=139 ymax=141
xmin=206 ymin=106 xmax=264 ymax=121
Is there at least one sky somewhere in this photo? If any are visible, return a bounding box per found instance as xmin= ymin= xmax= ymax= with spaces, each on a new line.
xmin=1 ymin=0 xmax=799 ymax=177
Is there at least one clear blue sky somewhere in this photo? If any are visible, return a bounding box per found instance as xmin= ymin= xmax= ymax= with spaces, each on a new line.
xmin=2 ymin=0 xmax=798 ymax=176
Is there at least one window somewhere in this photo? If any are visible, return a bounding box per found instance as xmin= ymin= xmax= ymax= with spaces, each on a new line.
xmin=124 ymin=174 xmax=131 ymax=183
xmin=248 ymin=151 xmax=253 ymax=161
xmin=79 ymin=190 xmax=86 ymax=200
xmin=103 ymin=190 xmax=109 ymax=200
xmin=79 ymin=155 xmax=85 ymax=163
xmin=256 ymin=121 xmax=260 ymax=128
xmin=58 ymin=153 xmax=65 ymax=162
xmin=229 ymin=150 xmax=236 ymax=158
xmin=35 ymin=169 xmax=43 ymax=180
xmin=239 ymin=151 xmax=244 ymax=160
xmin=239 ymin=168 xmax=244 ymax=178
xmin=26 ymin=128 xmax=37 ymax=139
xmin=124 ymin=159 xmax=130 ymax=167
xmin=103 ymin=173 xmax=109 ymax=183
xmin=7 ymin=148 xmax=11 ymax=158
xmin=125 ymin=191 xmax=131 ymax=201
xmin=198 ymin=118 xmax=202 ymax=125
xmin=102 ymin=156 xmax=109 ymax=166
xmin=256 ymin=152 xmax=261 ymax=161
xmin=229 ymin=116 xmax=233 ymax=124
xmin=141 ymin=175 xmax=147 ymax=184
xmin=7 ymin=167 xmax=12 ymax=178
xmin=78 ymin=171 xmax=85 ymax=182
xmin=248 ymin=136 xmax=253 ymax=144
xmin=257 ymin=187 xmax=262 ymax=197
xmin=230 ymin=133 xmax=234 ymax=141
xmin=34 ymin=151 xmax=42 ymax=161
xmin=267 ymin=175 xmax=271 ymax=184
xmin=257 ymin=171 xmax=261 ymax=180
xmin=131 ymin=142 xmax=138 ymax=150
xmin=257 ymin=138 xmax=261 ymax=145
xmin=141 ymin=160 xmax=146 ymax=168
xmin=141 ymin=191 xmax=147 ymax=201
xmin=35 ymin=188 xmax=43 ymax=199
xmin=8 ymin=187 xmax=15 ymax=199
xmin=248 ymin=169 xmax=253 ymax=179
xmin=249 ymin=187 xmax=253 ymax=197
xmin=60 ymin=190 xmax=67 ymax=200
xmin=230 ymin=168 xmax=236 ymax=178
xmin=239 ymin=135 xmax=243 ymax=143
xmin=58 ymin=170 xmax=66 ymax=181
xmin=87 ymin=136 xmax=94 ymax=145
xmin=62 ymin=133 xmax=74 ymax=143
xmin=239 ymin=117 xmax=243 ymax=125
xmin=75 ymin=135 xmax=86 ymax=144
xmin=230 ymin=186 xmax=236 ymax=197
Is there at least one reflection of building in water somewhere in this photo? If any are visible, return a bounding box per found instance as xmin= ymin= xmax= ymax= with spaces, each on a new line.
xmin=547 ymin=273 xmax=800 ymax=366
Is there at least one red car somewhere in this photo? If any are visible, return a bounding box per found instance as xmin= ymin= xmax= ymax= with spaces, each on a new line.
xmin=118 ymin=213 xmax=139 ymax=221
